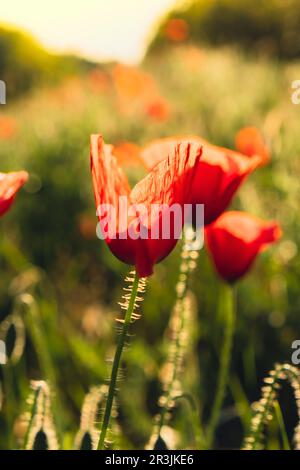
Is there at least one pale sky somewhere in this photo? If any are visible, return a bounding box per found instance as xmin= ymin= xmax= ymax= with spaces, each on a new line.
xmin=0 ymin=0 xmax=177 ymax=63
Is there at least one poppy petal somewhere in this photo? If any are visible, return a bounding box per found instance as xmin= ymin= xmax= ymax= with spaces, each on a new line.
xmin=141 ymin=136 xmax=260 ymax=225
xmin=205 ymin=211 xmax=281 ymax=282
xmin=130 ymin=142 xmax=202 ymax=276
xmin=235 ymin=127 xmax=270 ymax=166
xmin=90 ymin=135 xmax=202 ymax=277
xmin=0 ymin=171 xmax=28 ymax=216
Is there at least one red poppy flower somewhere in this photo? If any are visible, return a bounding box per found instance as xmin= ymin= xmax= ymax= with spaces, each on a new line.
xmin=235 ymin=127 xmax=270 ymax=166
xmin=0 ymin=115 xmax=17 ymax=140
xmin=0 ymin=171 xmax=28 ymax=217
xmin=90 ymin=135 xmax=202 ymax=277
xmin=141 ymin=136 xmax=261 ymax=225
xmin=164 ymin=18 xmax=189 ymax=43
xmin=205 ymin=211 xmax=281 ymax=283
xmin=145 ymin=97 xmax=170 ymax=121
xmin=87 ymin=69 xmax=110 ymax=94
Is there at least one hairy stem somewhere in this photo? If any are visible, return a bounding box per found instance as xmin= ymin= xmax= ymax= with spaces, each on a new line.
xmin=97 ymin=271 xmax=140 ymax=450
xmin=243 ymin=363 xmax=300 ymax=450
xmin=23 ymin=380 xmax=59 ymax=450
xmin=18 ymin=294 xmax=63 ymax=446
xmin=152 ymin=237 xmax=205 ymax=449
xmin=206 ymin=282 xmax=235 ymax=447
xmin=23 ymin=383 xmax=42 ymax=450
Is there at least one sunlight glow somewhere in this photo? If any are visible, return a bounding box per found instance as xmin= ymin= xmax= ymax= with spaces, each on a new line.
xmin=0 ymin=0 xmax=176 ymax=63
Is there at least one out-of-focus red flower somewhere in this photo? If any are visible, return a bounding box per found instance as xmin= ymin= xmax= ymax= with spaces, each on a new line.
xmin=90 ymin=135 xmax=202 ymax=277
xmin=205 ymin=211 xmax=281 ymax=282
xmin=0 ymin=116 xmax=17 ymax=140
xmin=235 ymin=127 xmax=270 ymax=166
xmin=164 ymin=18 xmax=189 ymax=42
xmin=112 ymin=64 xmax=157 ymax=103
xmin=87 ymin=69 xmax=110 ymax=94
xmin=113 ymin=142 xmax=144 ymax=168
xmin=141 ymin=136 xmax=260 ymax=225
xmin=0 ymin=171 xmax=28 ymax=216
xmin=145 ymin=97 xmax=170 ymax=121
xmin=112 ymin=64 xmax=170 ymax=120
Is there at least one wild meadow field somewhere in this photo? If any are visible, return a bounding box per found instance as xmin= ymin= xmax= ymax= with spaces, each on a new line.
xmin=1 ymin=43 xmax=300 ymax=450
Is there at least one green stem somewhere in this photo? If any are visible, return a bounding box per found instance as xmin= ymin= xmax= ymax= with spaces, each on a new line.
xmin=243 ymin=363 xmax=300 ymax=449
xmin=154 ymin=238 xmax=206 ymax=449
xmin=2 ymin=365 xmax=15 ymax=449
xmin=274 ymin=400 xmax=290 ymax=450
xmin=156 ymin=246 xmax=191 ymax=437
xmin=19 ymin=295 xmax=63 ymax=446
xmin=156 ymin=292 xmax=186 ymax=435
xmin=97 ymin=271 xmax=139 ymax=450
xmin=23 ymin=384 xmax=42 ymax=450
xmin=206 ymin=282 xmax=236 ymax=447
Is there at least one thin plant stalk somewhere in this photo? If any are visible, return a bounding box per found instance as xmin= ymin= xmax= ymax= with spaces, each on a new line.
xmin=97 ymin=271 xmax=140 ymax=450
xmin=274 ymin=400 xmax=290 ymax=450
xmin=23 ymin=384 xmax=42 ymax=450
xmin=0 ymin=312 xmax=26 ymax=448
xmin=156 ymin=289 xmax=187 ymax=435
xmin=206 ymin=282 xmax=236 ymax=447
xmin=18 ymin=294 xmax=63 ymax=445
xmin=243 ymin=363 xmax=300 ymax=450
xmin=23 ymin=381 xmax=59 ymax=450
xmin=151 ymin=235 xmax=206 ymax=449
xmin=2 ymin=365 xmax=15 ymax=448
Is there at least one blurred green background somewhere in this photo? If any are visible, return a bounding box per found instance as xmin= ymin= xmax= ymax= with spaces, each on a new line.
xmin=0 ymin=0 xmax=300 ymax=450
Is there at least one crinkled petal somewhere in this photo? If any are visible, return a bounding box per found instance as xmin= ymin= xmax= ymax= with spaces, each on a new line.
xmin=90 ymin=135 xmax=203 ymax=277
xmin=141 ymin=135 xmax=260 ymax=224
